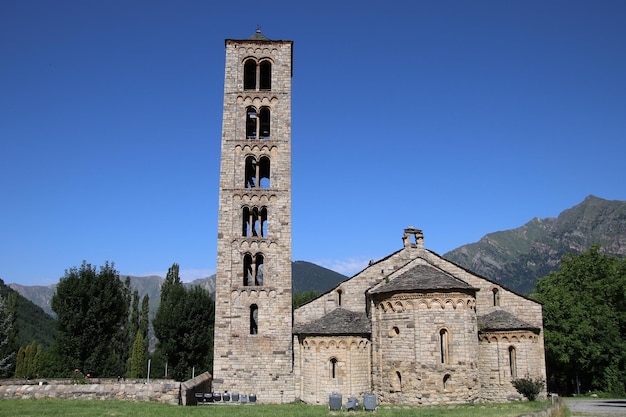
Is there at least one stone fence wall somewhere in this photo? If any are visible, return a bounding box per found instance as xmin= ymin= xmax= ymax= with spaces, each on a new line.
xmin=0 ymin=381 xmax=181 ymax=404
xmin=0 ymin=379 xmax=181 ymax=405
xmin=0 ymin=372 xmax=212 ymax=406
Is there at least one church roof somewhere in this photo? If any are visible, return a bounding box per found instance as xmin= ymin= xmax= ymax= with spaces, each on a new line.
xmin=293 ymin=308 xmax=371 ymax=336
xmin=369 ymin=264 xmax=477 ymax=295
xmin=249 ymin=29 xmax=271 ymax=41
xmin=478 ymin=309 xmax=540 ymax=333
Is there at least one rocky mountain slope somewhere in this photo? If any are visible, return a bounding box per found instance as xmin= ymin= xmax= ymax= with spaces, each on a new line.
xmin=444 ymin=195 xmax=626 ymax=294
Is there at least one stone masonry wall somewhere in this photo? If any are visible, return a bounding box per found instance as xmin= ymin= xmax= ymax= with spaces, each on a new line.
xmin=420 ymin=248 xmax=547 ymax=399
xmin=294 ymin=246 xmax=417 ymax=325
xmin=213 ymin=36 xmax=295 ymax=403
xmin=0 ymin=381 xmax=180 ymax=404
xmin=371 ymin=291 xmax=480 ymax=405
xmin=295 ymin=336 xmax=370 ymax=405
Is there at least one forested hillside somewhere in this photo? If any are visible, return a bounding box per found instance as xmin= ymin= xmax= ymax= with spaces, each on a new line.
xmin=0 ymin=280 xmax=55 ymax=349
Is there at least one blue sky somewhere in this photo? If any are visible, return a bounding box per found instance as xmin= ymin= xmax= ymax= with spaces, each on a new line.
xmin=2 ymin=1 xmax=625 ymax=286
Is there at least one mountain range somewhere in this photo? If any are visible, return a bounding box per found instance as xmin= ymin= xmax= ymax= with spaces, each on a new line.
xmin=443 ymin=195 xmax=626 ymax=294
xmin=8 ymin=195 xmax=626 ymax=322
xmin=8 ymin=261 xmax=348 ymax=318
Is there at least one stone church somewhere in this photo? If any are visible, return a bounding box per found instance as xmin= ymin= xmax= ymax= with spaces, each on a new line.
xmin=211 ymin=30 xmax=547 ymax=405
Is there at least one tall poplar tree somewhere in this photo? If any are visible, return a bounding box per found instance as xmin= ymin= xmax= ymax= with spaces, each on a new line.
xmin=153 ymin=263 xmax=214 ymax=381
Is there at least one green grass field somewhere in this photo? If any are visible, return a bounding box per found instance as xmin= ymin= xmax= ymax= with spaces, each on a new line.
xmin=0 ymin=399 xmax=551 ymax=417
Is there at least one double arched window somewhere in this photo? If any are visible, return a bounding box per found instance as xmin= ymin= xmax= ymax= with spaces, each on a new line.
xmin=246 ymin=106 xmax=271 ymax=140
xmin=245 ymin=155 xmax=270 ymax=188
xmin=244 ymin=59 xmax=271 ymax=91
xmin=242 ymin=206 xmax=268 ymax=238
xmin=243 ymin=253 xmax=264 ymax=286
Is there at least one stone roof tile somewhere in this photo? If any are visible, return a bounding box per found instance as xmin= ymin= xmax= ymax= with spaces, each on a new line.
xmin=294 ymin=308 xmax=371 ymax=336
xmin=478 ymin=309 xmax=540 ymax=333
xmin=369 ymin=264 xmax=476 ymax=295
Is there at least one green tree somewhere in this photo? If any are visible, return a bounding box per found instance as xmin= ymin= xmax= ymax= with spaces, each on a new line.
xmin=139 ymin=294 xmax=150 ymax=353
xmin=129 ymin=290 xmax=140 ymax=342
xmin=293 ymin=289 xmax=319 ymax=308
xmin=533 ymin=245 xmax=626 ymax=395
xmin=139 ymin=295 xmax=150 ymax=338
xmin=152 ymin=264 xmax=214 ymax=381
xmin=51 ymin=261 xmax=129 ymax=377
xmin=0 ymin=293 xmax=14 ymax=375
xmin=129 ymin=330 xmax=145 ymax=378
xmin=14 ymin=341 xmax=41 ymax=379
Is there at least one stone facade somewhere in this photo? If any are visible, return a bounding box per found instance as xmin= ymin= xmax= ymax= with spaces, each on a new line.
xmin=292 ymin=228 xmax=546 ymax=405
xmin=213 ymin=31 xmax=546 ymax=406
xmin=212 ymin=30 xmax=294 ymax=403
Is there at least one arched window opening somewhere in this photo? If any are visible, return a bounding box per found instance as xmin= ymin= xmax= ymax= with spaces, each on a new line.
xmin=392 ymin=326 xmax=400 ymax=336
xmin=259 ymin=60 xmax=272 ymax=90
xmin=246 ymin=107 xmax=257 ymax=139
xmin=244 ymin=60 xmax=257 ymax=90
xmin=250 ymin=304 xmax=258 ymax=334
xmin=259 ymin=207 xmax=268 ymax=237
xmin=443 ymin=374 xmax=451 ymax=390
xmin=243 ymin=253 xmax=253 ymax=286
xmin=493 ymin=288 xmax=500 ymax=307
xmin=258 ymin=156 xmax=270 ymax=188
xmin=509 ymin=346 xmax=517 ymax=378
xmin=242 ymin=207 xmax=251 ymax=236
xmin=245 ymin=156 xmax=256 ymax=188
xmin=245 ymin=156 xmax=271 ymax=189
xmin=259 ymin=107 xmax=271 ymax=139
xmin=439 ymin=329 xmax=449 ymax=364
xmin=243 ymin=253 xmax=264 ymax=286
xmin=336 ymin=289 xmax=343 ymax=306
xmin=393 ymin=371 xmax=402 ymax=392
xmin=330 ymin=357 xmax=338 ymax=379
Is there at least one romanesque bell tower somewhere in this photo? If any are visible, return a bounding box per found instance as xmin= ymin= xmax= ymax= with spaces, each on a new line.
xmin=212 ymin=30 xmax=294 ymax=403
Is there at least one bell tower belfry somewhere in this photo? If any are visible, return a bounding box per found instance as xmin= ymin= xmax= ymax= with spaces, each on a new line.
xmin=212 ymin=30 xmax=294 ymax=403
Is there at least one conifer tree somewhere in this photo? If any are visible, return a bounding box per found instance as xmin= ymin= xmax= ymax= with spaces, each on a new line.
xmin=130 ymin=330 xmax=145 ymax=378
xmin=153 ymin=263 xmax=214 ymax=380
xmin=0 ymin=294 xmax=14 ymax=375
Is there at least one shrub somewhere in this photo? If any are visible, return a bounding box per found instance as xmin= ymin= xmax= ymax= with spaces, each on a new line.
xmin=512 ymin=375 xmax=545 ymax=401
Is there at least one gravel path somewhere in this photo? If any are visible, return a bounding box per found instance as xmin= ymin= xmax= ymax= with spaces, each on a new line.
xmin=563 ymin=398 xmax=626 ymax=416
